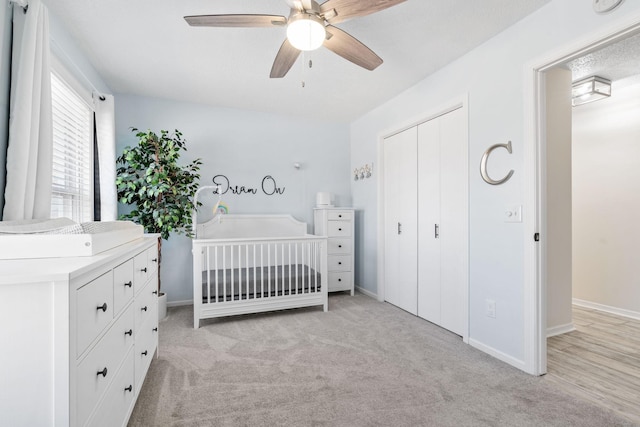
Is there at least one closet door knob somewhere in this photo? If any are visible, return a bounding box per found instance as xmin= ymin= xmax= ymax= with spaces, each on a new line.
xmin=338 ymin=245 xmax=342 ymax=248
xmin=97 ymin=367 xmax=108 ymax=377
xmin=97 ymin=303 xmax=108 ymax=312
xmin=152 ymin=258 xmax=158 ymax=263
xmin=125 ymin=385 xmax=133 ymax=393
xmin=141 ymin=306 xmax=148 ymax=312
xmin=124 ymin=281 xmax=132 ymax=288
xmin=140 ymin=267 xmax=147 ymax=273
xmin=125 ymin=329 xmax=133 ymax=336
xmin=153 ymin=327 xmax=158 ymax=332
xmin=141 ymin=350 xmax=148 ymax=356
xmin=152 ymin=290 xmax=158 ymax=295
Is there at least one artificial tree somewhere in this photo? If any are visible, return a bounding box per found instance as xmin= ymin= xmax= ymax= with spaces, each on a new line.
xmin=116 ymin=128 xmax=202 ymax=296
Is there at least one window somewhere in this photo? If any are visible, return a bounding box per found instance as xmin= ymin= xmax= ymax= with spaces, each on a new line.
xmin=50 ymin=71 xmax=93 ymax=222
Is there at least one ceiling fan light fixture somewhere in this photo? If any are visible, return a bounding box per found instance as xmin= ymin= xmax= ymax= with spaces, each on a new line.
xmin=287 ymin=13 xmax=326 ymax=51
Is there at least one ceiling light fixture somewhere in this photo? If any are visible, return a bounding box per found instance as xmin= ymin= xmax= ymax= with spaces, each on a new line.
xmin=571 ymin=76 xmax=612 ymax=107
xmin=286 ymin=14 xmax=326 ymax=51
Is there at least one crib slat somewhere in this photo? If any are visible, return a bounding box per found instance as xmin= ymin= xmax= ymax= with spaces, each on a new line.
xmin=214 ymin=246 xmax=219 ymax=302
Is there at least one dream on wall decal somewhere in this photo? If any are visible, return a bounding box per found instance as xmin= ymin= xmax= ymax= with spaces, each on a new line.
xmin=212 ymin=174 xmax=286 ymax=195
xmin=480 ymin=141 xmax=515 ymax=185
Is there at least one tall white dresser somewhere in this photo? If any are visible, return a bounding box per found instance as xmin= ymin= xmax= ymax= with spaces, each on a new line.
xmin=0 ymin=237 xmax=159 ymax=427
xmin=314 ymin=208 xmax=355 ymax=295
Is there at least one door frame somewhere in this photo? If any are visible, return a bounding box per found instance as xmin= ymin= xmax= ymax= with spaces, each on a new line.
xmin=523 ymin=15 xmax=640 ymax=375
xmin=376 ymin=95 xmax=469 ymax=343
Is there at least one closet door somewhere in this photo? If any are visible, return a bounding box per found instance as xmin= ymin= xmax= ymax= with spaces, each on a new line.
xmin=417 ymin=107 xmax=466 ymax=336
xmin=383 ymin=127 xmax=418 ymax=315
xmin=417 ymin=118 xmax=441 ymax=325
xmin=438 ymin=107 xmax=467 ymax=336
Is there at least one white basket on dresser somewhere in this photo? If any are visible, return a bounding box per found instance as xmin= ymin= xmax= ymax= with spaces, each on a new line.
xmin=0 ymin=237 xmax=159 ymax=427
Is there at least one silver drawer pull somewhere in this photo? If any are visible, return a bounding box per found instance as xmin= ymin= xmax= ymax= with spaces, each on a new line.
xmin=97 ymin=303 xmax=107 ymax=312
xmin=97 ymin=367 xmax=108 ymax=378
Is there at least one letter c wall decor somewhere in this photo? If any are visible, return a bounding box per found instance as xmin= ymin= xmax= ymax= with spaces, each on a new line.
xmin=480 ymin=140 xmax=514 ymax=185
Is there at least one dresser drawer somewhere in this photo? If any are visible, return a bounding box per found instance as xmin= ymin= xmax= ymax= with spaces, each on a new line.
xmin=77 ymin=271 xmax=114 ymax=356
xmin=76 ymin=304 xmax=135 ymax=426
xmin=134 ymin=323 xmax=157 ymax=394
xmin=89 ymin=347 xmax=135 ymax=427
xmin=328 ymin=255 xmax=351 ymax=272
xmin=135 ymin=280 xmax=157 ymax=331
xmin=327 ymin=211 xmax=353 ymax=221
xmin=113 ymin=259 xmax=134 ymax=315
xmin=328 ymin=238 xmax=351 ymax=254
xmin=328 ymin=272 xmax=353 ymax=292
xmin=133 ymin=251 xmax=149 ymax=295
xmin=327 ymin=221 xmax=351 ymax=237
xmin=146 ymin=243 xmax=159 ymax=276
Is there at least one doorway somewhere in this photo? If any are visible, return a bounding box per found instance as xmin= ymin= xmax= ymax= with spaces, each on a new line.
xmin=526 ymin=18 xmax=640 ymax=376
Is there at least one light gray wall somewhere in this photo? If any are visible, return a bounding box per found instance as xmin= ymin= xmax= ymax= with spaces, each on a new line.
xmin=350 ymin=0 xmax=640 ymax=365
xmin=0 ymin=3 xmax=12 ymax=219
xmin=545 ymin=67 xmax=573 ymax=334
xmin=115 ymin=94 xmax=351 ymax=304
xmin=572 ymin=81 xmax=640 ymax=316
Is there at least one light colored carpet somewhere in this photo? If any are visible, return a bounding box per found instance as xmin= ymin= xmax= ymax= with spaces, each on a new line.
xmin=129 ymin=293 xmax=634 ymax=426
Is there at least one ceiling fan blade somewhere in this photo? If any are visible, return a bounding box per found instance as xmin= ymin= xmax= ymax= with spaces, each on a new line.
xmin=323 ymin=25 xmax=383 ymax=71
xmin=320 ymin=0 xmax=406 ymax=24
xmin=184 ymin=14 xmax=287 ymax=28
xmin=270 ymin=39 xmax=301 ymax=78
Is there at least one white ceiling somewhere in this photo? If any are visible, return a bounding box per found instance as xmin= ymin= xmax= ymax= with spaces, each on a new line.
xmin=45 ymin=0 xmax=553 ymax=123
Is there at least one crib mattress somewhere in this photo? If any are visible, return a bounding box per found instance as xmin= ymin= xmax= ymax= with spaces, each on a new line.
xmin=201 ymin=264 xmax=321 ymax=302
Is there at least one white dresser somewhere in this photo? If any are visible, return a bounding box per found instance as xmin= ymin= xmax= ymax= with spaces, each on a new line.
xmin=0 ymin=237 xmax=159 ymax=427
xmin=313 ymin=208 xmax=355 ymax=295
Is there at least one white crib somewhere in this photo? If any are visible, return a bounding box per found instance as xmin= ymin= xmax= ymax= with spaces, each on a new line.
xmin=192 ymin=214 xmax=328 ymax=328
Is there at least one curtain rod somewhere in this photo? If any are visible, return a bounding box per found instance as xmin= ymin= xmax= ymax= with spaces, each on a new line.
xmin=50 ymin=37 xmax=106 ymax=102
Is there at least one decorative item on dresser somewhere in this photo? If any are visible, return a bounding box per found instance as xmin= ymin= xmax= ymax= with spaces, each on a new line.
xmin=314 ymin=208 xmax=355 ymax=295
xmin=0 ymin=237 xmax=159 ymax=427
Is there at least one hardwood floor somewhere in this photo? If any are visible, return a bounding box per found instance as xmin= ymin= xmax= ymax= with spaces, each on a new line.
xmin=546 ymin=305 xmax=640 ymax=425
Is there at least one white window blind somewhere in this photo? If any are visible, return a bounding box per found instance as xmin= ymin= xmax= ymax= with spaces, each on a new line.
xmin=50 ymin=72 xmax=93 ymax=222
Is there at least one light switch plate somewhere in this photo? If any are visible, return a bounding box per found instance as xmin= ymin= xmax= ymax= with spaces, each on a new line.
xmin=505 ymin=205 xmax=522 ymax=223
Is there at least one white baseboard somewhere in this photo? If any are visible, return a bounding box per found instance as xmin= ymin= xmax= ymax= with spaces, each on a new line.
xmin=355 ymin=285 xmax=377 ymax=299
xmin=469 ymin=338 xmax=527 ymax=372
xmin=546 ymin=322 xmax=575 ymax=338
xmin=573 ymin=298 xmax=640 ymax=321
xmin=167 ymin=299 xmax=193 ymax=308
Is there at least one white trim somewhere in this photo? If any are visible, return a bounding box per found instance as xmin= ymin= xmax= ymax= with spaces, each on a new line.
xmin=376 ymin=94 xmax=469 ymax=342
xmin=167 ymin=299 xmax=193 ymax=308
xmin=523 ymin=11 xmax=640 ymax=376
xmin=573 ymin=299 xmax=640 ymax=321
xmin=469 ymin=339 xmax=527 ymax=371
xmin=546 ymin=323 xmax=575 ymax=338
xmin=355 ymin=285 xmax=377 ymax=300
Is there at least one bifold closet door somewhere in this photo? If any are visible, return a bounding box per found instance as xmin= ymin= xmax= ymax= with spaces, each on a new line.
xmin=417 ymin=107 xmax=466 ymax=336
xmin=383 ymin=126 xmax=418 ymax=315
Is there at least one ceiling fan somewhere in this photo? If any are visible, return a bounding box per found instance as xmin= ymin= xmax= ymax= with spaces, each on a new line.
xmin=184 ymin=0 xmax=406 ymax=78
